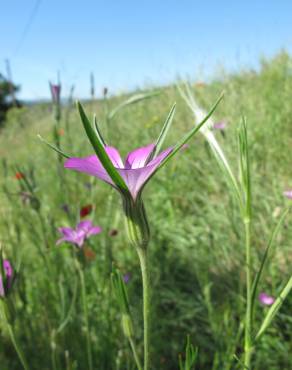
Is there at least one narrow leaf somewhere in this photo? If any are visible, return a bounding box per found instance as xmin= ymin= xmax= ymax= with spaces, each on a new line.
xmin=38 ymin=134 xmax=70 ymax=159
xmin=108 ymin=91 xmax=160 ymax=121
xmin=251 ymin=208 xmax=290 ymax=316
xmin=255 ymin=276 xmax=292 ymax=341
xmin=57 ymin=277 xmax=78 ymax=333
xmin=77 ymin=102 xmax=128 ymax=192
xmin=147 ymin=103 xmax=176 ymax=162
xmin=111 ymin=266 xmax=130 ymax=314
xmin=238 ymin=118 xmax=251 ymax=219
xmin=93 ymin=115 xmax=106 ymax=146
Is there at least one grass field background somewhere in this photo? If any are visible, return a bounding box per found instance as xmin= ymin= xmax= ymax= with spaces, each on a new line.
xmin=0 ymin=51 xmax=291 ymax=369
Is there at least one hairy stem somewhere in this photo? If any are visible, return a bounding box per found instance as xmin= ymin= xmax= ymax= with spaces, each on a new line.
xmin=137 ymin=248 xmax=150 ymax=370
xmin=244 ymin=219 xmax=253 ymax=369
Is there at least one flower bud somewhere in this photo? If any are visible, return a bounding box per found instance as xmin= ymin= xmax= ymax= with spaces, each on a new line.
xmin=121 ymin=313 xmax=134 ymax=338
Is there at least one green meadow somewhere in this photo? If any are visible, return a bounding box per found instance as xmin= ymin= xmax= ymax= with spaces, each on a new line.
xmin=0 ymin=52 xmax=291 ymax=369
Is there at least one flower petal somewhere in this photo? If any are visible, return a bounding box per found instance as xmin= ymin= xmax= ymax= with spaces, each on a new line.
xmin=119 ymin=147 xmax=173 ymax=199
xmin=77 ymin=220 xmax=93 ymax=232
xmin=58 ymin=227 xmax=74 ymax=238
xmin=64 ymin=155 xmax=114 ymax=186
xmin=74 ymin=231 xmax=87 ymax=247
xmin=146 ymin=147 xmax=173 ymax=168
xmin=56 ymin=236 xmax=71 ymax=246
xmin=259 ymin=292 xmax=275 ymax=306
xmin=283 ymin=190 xmax=292 ymax=199
xmin=0 ymin=276 xmax=4 ymax=297
xmin=88 ymin=226 xmax=102 ymax=236
xmin=106 ymin=146 xmax=124 ymax=168
xmin=3 ymin=260 xmax=13 ymax=278
xmin=125 ymin=144 xmax=155 ymax=169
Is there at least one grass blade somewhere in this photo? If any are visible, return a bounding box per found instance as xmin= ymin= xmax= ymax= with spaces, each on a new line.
xmin=255 ymin=276 xmax=292 ymax=341
xmin=57 ymin=277 xmax=78 ymax=333
xmin=77 ymin=101 xmax=129 ymax=192
xmin=238 ymin=118 xmax=251 ymax=219
xmin=251 ymin=208 xmax=290 ymax=317
xmin=108 ymin=91 xmax=160 ymax=121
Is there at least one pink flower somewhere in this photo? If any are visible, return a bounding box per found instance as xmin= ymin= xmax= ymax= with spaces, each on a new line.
xmin=123 ymin=273 xmax=131 ymax=283
xmin=283 ymin=189 xmax=292 ymax=199
xmin=259 ymin=292 xmax=275 ymax=306
xmin=213 ymin=121 xmax=226 ymax=130
xmin=56 ymin=220 xmax=102 ymax=248
xmin=49 ymin=82 xmax=61 ymax=104
xmin=0 ymin=260 xmax=14 ymax=298
xmin=64 ymin=144 xmax=172 ymax=201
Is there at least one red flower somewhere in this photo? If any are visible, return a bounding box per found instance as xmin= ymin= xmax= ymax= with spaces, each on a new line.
xmin=15 ymin=172 xmax=25 ymax=180
xmin=80 ymin=204 xmax=93 ymax=218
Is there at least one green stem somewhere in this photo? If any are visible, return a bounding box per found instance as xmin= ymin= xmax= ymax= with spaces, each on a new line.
xmin=128 ymin=336 xmax=143 ymax=370
xmin=244 ymin=219 xmax=253 ymax=369
xmin=137 ymin=248 xmax=150 ymax=370
xmin=51 ymin=330 xmax=58 ymax=370
xmin=7 ymin=323 xmax=30 ymax=370
xmin=75 ymin=259 xmax=93 ymax=370
xmin=0 ymin=301 xmax=30 ymax=370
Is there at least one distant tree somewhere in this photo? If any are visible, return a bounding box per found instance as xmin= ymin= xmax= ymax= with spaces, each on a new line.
xmin=0 ymin=73 xmax=21 ymax=125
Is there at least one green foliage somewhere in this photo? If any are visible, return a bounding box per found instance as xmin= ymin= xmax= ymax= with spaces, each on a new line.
xmin=0 ymin=73 xmax=20 ymax=125
xmin=178 ymin=335 xmax=198 ymax=370
xmin=0 ymin=52 xmax=292 ymax=369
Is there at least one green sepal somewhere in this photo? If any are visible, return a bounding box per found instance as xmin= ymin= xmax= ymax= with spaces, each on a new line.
xmin=147 ymin=103 xmax=176 ymax=163
xmin=77 ymin=101 xmax=129 ymax=193
xmin=38 ymin=134 xmax=70 ymax=159
xmin=111 ymin=266 xmax=131 ymax=315
xmin=158 ymin=93 xmax=224 ymax=171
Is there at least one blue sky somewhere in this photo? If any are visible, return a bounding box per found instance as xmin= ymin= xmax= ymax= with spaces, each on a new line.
xmin=1 ymin=0 xmax=292 ymax=100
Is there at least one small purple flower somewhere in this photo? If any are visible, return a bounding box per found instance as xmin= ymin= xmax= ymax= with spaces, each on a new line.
xmin=123 ymin=273 xmax=131 ymax=284
xmin=213 ymin=121 xmax=226 ymax=131
xmin=49 ymin=82 xmax=61 ymax=104
xmin=56 ymin=220 xmax=102 ymax=248
xmin=283 ymin=189 xmax=292 ymax=199
xmin=181 ymin=144 xmax=189 ymax=151
xmin=64 ymin=144 xmax=172 ymax=201
xmin=259 ymin=292 xmax=275 ymax=306
xmin=0 ymin=259 xmax=14 ymax=298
